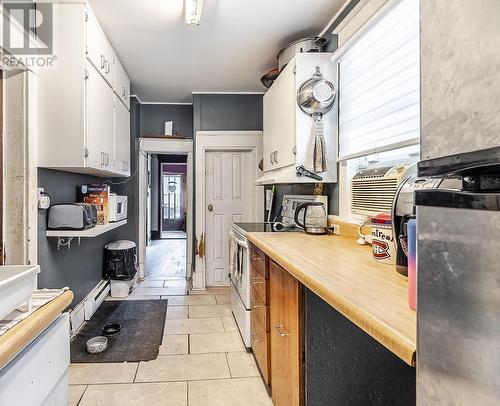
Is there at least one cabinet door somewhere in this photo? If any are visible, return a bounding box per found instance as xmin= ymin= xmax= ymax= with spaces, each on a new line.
xmin=270 ymin=260 xmax=303 ymax=406
xmin=86 ymin=65 xmax=114 ymax=171
xmin=114 ymin=96 xmax=131 ymax=176
xmin=262 ymin=62 xmax=296 ymax=171
xmin=86 ymin=7 xmax=114 ymax=86
xmin=114 ymin=56 xmax=130 ymax=110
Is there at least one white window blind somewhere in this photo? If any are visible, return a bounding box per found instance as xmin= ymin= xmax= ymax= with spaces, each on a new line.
xmin=337 ymin=0 xmax=420 ymax=161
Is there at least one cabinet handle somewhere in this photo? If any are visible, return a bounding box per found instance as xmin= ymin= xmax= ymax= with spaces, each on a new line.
xmin=251 ymin=277 xmax=263 ymax=285
xmin=273 ymin=151 xmax=278 ymax=163
xmin=251 ymin=332 xmax=263 ymax=343
xmin=251 ymin=254 xmax=259 ymax=261
xmin=105 ymin=153 xmax=110 ymax=166
xmin=270 ymin=152 xmax=274 ymax=164
xmin=105 ymin=60 xmax=111 ymax=74
xmin=100 ymin=55 xmax=106 ymax=69
xmin=251 ymin=302 xmax=265 ymax=309
xmin=100 ymin=152 xmax=105 ymax=166
xmin=122 ymin=86 xmax=126 ymax=97
xmin=275 ymin=324 xmax=291 ymax=337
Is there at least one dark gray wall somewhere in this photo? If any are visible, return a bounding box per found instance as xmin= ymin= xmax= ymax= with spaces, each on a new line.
xmin=37 ymin=170 xmax=127 ymax=306
xmin=37 ymin=98 xmax=141 ymax=307
xmin=140 ymin=104 xmax=193 ymax=137
xmin=193 ymin=94 xmax=263 ymax=134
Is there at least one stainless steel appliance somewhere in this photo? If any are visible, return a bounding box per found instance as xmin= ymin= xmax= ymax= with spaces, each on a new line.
xmin=416 ymin=1 xmax=500 ymax=404
xmin=277 ymin=37 xmax=326 ymax=71
xmin=47 ymin=203 xmax=97 ymax=230
xmin=229 ymin=194 xmax=326 ymax=347
xmin=391 ymin=172 xmax=445 ymax=276
xmin=293 ymin=202 xmax=328 ymax=235
xmin=108 ymin=194 xmax=127 ymax=222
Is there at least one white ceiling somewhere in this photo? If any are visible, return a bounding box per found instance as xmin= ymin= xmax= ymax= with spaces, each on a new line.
xmin=89 ymin=0 xmax=345 ymax=103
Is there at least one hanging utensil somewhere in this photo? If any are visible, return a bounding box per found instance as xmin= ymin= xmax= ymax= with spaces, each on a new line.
xmin=297 ymin=66 xmax=336 ymax=173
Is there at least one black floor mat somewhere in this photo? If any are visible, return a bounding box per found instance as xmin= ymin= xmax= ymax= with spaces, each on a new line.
xmin=71 ymin=299 xmax=167 ymax=363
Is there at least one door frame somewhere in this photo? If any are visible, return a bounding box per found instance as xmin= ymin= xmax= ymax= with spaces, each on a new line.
xmin=194 ymin=131 xmax=264 ymax=291
xmin=138 ymin=138 xmax=193 ymax=280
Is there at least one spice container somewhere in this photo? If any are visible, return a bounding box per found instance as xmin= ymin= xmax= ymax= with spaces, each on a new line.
xmin=371 ymin=213 xmax=395 ymax=265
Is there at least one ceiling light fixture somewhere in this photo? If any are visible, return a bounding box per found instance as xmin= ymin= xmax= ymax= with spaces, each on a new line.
xmin=185 ymin=0 xmax=204 ymax=25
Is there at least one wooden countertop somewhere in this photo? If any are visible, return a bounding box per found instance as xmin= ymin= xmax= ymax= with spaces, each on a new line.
xmin=0 ymin=291 xmax=74 ymax=370
xmin=247 ymin=233 xmax=416 ymax=366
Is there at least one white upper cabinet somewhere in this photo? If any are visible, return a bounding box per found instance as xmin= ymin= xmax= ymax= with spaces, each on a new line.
xmin=86 ymin=64 xmax=115 ymax=171
xmin=263 ymin=61 xmax=296 ymax=172
xmin=86 ymin=8 xmax=115 ymax=86
xmin=37 ymin=3 xmax=130 ymax=177
xmin=259 ymin=53 xmax=338 ymax=184
xmin=114 ymin=56 xmax=131 ymax=110
xmin=114 ymin=95 xmax=131 ymax=176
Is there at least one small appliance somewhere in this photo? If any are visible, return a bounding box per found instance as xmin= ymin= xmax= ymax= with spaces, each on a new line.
xmin=293 ymin=201 xmax=328 ymax=235
xmin=47 ymin=203 xmax=97 ymax=230
xmin=108 ymin=194 xmax=127 ymax=222
xmin=274 ymin=194 xmax=328 ymax=231
xmin=391 ymin=172 xmax=445 ymax=276
xmin=351 ymin=164 xmax=412 ymax=216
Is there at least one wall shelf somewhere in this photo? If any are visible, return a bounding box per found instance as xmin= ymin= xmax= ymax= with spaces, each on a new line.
xmin=46 ymin=220 xmax=127 ymax=250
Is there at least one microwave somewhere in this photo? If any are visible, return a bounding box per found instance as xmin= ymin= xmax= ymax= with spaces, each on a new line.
xmin=109 ymin=194 xmax=127 ymax=222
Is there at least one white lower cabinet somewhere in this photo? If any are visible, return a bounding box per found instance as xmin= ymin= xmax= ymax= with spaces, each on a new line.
xmin=37 ymin=3 xmax=130 ymax=177
xmin=0 ymin=314 xmax=70 ymax=406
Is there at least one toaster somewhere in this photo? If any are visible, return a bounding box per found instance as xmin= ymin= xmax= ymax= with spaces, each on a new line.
xmin=48 ymin=203 xmax=97 ymax=230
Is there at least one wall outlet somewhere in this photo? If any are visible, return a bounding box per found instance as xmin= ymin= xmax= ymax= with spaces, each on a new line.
xmin=330 ymin=224 xmax=340 ymax=236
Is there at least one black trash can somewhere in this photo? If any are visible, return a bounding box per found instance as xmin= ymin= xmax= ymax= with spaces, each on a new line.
xmin=103 ymin=240 xmax=138 ymax=281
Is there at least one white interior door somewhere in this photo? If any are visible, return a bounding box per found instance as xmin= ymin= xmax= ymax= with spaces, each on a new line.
xmin=205 ymin=151 xmax=252 ymax=286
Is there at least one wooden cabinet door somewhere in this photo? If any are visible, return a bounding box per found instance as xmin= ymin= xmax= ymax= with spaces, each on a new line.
xmin=86 ymin=64 xmax=114 ymax=171
xmin=114 ymin=95 xmax=131 ymax=176
xmin=270 ymin=260 xmax=303 ymax=406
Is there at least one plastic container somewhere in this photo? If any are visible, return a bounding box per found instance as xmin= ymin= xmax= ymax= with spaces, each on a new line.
xmin=110 ymin=278 xmax=136 ymax=298
xmin=371 ymin=214 xmax=396 ymax=265
xmin=0 ymin=265 xmax=40 ymax=321
xmin=407 ymin=218 xmax=417 ymax=310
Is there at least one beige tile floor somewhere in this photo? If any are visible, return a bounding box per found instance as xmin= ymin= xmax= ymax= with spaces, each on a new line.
xmin=70 ymin=283 xmax=272 ymax=406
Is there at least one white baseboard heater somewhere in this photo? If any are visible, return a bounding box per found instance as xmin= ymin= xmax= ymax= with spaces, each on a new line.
xmin=70 ymin=280 xmax=110 ymax=336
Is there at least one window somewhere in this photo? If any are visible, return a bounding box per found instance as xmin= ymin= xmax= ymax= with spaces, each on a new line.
xmin=337 ymin=0 xmax=420 ymax=161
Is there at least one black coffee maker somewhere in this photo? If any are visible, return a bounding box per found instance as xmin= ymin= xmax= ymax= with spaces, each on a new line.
xmin=392 ymin=174 xmax=444 ymax=276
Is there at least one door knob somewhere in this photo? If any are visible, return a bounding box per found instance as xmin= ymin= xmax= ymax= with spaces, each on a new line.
xmin=208 ymin=204 xmax=213 ymax=212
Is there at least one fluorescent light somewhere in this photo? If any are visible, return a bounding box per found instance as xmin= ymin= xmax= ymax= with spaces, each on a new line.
xmin=185 ymin=0 xmax=203 ymax=25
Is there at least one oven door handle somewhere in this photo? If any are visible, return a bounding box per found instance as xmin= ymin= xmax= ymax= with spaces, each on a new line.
xmin=229 ymin=230 xmax=248 ymax=249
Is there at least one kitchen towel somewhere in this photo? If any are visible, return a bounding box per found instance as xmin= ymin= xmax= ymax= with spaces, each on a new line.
xmin=312 ymin=121 xmax=328 ymax=173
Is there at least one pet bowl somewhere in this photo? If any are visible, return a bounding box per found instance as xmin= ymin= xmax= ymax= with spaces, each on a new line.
xmin=86 ymin=336 xmax=108 ymax=354
xmin=102 ymin=323 xmax=121 ymax=338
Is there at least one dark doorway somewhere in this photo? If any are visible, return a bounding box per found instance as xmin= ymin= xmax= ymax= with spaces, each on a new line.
xmin=160 ymin=162 xmax=187 ymax=238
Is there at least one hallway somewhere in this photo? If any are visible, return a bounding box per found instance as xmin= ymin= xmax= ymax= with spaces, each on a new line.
xmin=68 ymin=286 xmax=272 ymax=406
xmin=146 ymin=238 xmax=187 ymax=285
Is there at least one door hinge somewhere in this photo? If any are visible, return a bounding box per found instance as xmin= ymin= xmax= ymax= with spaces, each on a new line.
xmin=84 ymin=148 xmax=89 ymax=158
xmin=292 ymin=146 xmax=297 ymax=155
xmin=85 ymin=12 xmax=88 ymax=22
xmin=84 ymin=70 xmax=89 ymax=79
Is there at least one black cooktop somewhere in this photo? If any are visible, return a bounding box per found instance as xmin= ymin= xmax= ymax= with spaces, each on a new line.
xmin=234 ymin=222 xmax=300 ymax=233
